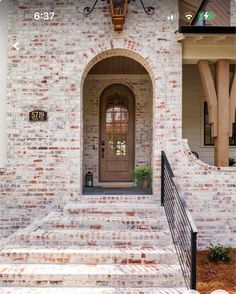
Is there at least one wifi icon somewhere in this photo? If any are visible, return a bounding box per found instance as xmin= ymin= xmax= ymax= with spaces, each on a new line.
xmin=184 ymin=12 xmax=193 ymax=21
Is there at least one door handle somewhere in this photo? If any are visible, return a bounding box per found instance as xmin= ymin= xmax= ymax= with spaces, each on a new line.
xmin=102 ymin=147 xmax=105 ymax=158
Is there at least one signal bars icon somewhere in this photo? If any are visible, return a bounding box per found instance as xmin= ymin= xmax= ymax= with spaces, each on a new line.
xmin=184 ymin=12 xmax=193 ymax=21
xmin=167 ymin=14 xmax=174 ymax=21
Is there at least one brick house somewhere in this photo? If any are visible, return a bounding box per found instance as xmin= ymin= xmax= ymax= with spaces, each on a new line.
xmin=0 ymin=0 xmax=235 ymax=292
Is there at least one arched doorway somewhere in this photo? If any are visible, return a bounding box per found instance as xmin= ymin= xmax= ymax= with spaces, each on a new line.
xmin=100 ymin=84 xmax=135 ymax=182
xmin=83 ymin=54 xmax=153 ymax=189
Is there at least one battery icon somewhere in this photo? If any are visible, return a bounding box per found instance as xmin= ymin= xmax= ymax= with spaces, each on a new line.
xmin=198 ymin=11 xmax=215 ymax=21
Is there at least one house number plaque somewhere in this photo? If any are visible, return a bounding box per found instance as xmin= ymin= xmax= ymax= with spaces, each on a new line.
xmin=29 ymin=110 xmax=47 ymax=122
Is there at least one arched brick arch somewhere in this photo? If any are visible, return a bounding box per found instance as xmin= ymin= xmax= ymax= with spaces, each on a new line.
xmin=80 ymin=48 xmax=156 ymax=91
xmin=80 ymin=49 xmax=157 ymax=193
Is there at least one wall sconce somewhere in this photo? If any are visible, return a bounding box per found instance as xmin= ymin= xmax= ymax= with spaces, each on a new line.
xmin=109 ymin=0 xmax=129 ymax=31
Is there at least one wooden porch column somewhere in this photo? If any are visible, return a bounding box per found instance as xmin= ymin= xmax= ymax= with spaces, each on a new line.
xmin=229 ymin=74 xmax=236 ymax=136
xmin=198 ymin=60 xmax=218 ymax=137
xmin=198 ymin=59 xmax=232 ymax=167
xmin=215 ymin=60 xmax=230 ymax=167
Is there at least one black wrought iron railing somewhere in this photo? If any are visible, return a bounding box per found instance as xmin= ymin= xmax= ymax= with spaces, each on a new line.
xmin=161 ymin=151 xmax=198 ymax=290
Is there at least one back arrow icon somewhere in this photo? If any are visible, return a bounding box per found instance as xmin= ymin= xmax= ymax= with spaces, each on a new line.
xmin=13 ymin=42 xmax=19 ymax=51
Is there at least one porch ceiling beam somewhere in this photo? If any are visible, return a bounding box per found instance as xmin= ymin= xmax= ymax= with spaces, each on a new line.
xmin=214 ymin=36 xmax=226 ymax=42
xmin=229 ymin=73 xmax=236 ymax=136
xmin=178 ymin=34 xmax=236 ymax=64
xmin=182 ymin=46 xmax=235 ymax=64
xmin=192 ymin=36 xmax=204 ymax=42
xmin=197 ymin=60 xmax=218 ymax=137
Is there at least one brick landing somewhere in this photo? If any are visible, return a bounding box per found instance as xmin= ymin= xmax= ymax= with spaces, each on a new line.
xmin=0 ymin=195 xmax=187 ymax=293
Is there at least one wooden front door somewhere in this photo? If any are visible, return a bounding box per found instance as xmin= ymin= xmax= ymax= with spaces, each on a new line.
xmin=100 ymin=84 xmax=135 ymax=182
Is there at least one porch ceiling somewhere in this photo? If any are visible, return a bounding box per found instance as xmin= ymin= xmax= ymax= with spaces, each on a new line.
xmin=88 ymin=56 xmax=148 ymax=75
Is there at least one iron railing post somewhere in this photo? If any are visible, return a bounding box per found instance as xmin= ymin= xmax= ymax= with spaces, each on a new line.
xmin=191 ymin=231 xmax=197 ymax=290
xmin=161 ymin=151 xmax=164 ymax=206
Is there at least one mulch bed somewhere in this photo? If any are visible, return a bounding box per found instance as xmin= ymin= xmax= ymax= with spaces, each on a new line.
xmin=197 ymin=249 xmax=236 ymax=294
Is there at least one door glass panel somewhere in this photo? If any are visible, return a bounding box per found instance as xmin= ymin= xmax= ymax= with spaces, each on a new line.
xmin=105 ymin=105 xmax=128 ymax=156
xmin=115 ymin=140 xmax=126 ymax=155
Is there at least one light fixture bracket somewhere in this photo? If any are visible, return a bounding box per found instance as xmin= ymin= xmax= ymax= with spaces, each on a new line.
xmin=83 ymin=0 xmax=155 ymax=17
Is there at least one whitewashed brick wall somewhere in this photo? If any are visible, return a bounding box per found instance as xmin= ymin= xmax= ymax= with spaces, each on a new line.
xmin=0 ymin=1 xmax=8 ymax=168
xmin=231 ymin=0 xmax=236 ymax=25
xmin=0 ymin=0 xmax=235 ymax=249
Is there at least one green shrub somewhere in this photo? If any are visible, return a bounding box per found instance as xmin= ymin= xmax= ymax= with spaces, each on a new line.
xmin=134 ymin=166 xmax=152 ymax=187
xmin=208 ymin=243 xmax=231 ymax=263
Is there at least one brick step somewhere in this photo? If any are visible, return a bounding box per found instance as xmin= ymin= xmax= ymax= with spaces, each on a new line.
xmin=0 ymin=287 xmax=188 ymax=294
xmin=12 ymin=229 xmax=173 ymax=247
xmin=0 ymin=264 xmax=185 ymax=287
xmin=81 ymin=195 xmax=159 ymax=203
xmin=0 ymin=246 xmax=178 ymax=265
xmin=65 ymin=202 xmax=165 ymax=217
xmin=38 ymin=212 xmax=168 ymax=231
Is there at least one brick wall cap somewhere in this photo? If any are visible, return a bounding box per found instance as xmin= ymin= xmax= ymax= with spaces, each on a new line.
xmin=183 ymin=140 xmax=236 ymax=173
